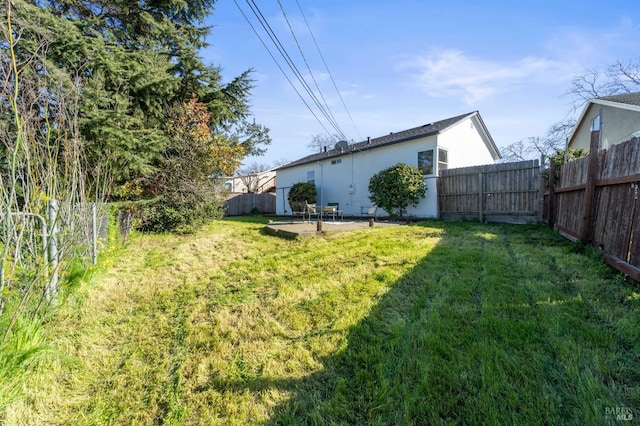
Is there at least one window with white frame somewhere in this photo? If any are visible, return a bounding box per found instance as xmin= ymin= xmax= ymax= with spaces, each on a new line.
xmin=438 ymin=148 xmax=448 ymax=172
xmin=418 ymin=150 xmax=434 ymax=175
xmin=307 ymin=170 xmax=315 ymax=184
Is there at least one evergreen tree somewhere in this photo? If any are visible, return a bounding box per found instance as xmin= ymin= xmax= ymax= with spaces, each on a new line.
xmin=14 ymin=0 xmax=270 ymax=197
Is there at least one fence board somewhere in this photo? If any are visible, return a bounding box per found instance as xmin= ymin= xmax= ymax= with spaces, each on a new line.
xmin=548 ymin=135 xmax=640 ymax=281
xmin=438 ymin=160 xmax=540 ymax=223
xmin=224 ymin=193 xmax=276 ymax=216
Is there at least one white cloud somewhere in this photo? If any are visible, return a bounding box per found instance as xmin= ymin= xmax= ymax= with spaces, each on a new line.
xmin=401 ymin=49 xmax=573 ymax=105
xmin=544 ymin=18 xmax=640 ymax=67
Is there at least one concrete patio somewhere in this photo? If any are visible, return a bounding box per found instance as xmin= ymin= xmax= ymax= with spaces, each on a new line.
xmin=264 ymin=219 xmax=398 ymax=238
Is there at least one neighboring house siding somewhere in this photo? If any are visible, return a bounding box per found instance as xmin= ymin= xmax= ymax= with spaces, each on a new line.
xmin=224 ymin=171 xmax=276 ymax=193
xmin=276 ymin=114 xmax=498 ymax=218
xmin=571 ymin=105 xmax=640 ymax=151
xmin=569 ymin=93 xmax=640 ymax=151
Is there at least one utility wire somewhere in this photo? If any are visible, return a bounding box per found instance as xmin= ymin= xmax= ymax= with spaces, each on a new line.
xmin=245 ymin=0 xmax=345 ymax=139
xmin=296 ymin=0 xmax=363 ymax=142
xmin=277 ymin=0 xmax=345 ymax=141
xmin=232 ymin=0 xmax=336 ymax=138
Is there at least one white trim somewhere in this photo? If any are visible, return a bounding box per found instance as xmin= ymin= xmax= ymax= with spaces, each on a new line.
xmin=591 ymin=98 xmax=640 ymax=113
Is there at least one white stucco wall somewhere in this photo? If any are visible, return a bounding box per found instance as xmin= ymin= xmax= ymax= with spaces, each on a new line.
xmin=275 ymin=116 xmax=497 ymax=218
xmin=438 ymin=115 xmax=497 ymax=167
xmin=571 ymin=104 xmax=640 ymax=151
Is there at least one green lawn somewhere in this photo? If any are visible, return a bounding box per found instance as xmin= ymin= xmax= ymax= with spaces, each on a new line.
xmin=5 ymin=218 xmax=639 ymax=424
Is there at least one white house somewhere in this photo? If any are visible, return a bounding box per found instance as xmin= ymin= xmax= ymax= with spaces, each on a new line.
xmin=223 ymin=169 xmax=276 ymax=194
xmin=275 ymin=111 xmax=501 ymax=218
xmin=568 ymin=92 xmax=640 ymax=151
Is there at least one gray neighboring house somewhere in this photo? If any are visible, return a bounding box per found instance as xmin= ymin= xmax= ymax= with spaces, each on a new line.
xmin=568 ymin=91 xmax=640 ymax=151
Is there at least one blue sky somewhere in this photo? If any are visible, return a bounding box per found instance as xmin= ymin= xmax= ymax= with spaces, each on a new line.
xmin=203 ymin=1 xmax=640 ymax=167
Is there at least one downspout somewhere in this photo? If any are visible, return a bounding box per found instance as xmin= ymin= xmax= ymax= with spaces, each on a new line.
xmin=351 ymin=151 xmax=355 ymax=209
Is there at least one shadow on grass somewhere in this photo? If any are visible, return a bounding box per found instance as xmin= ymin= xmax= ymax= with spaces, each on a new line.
xmin=213 ymin=222 xmax=639 ymax=423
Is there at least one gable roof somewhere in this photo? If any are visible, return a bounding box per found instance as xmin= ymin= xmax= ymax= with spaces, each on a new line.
xmin=593 ymin=91 xmax=640 ymax=110
xmin=568 ymin=91 xmax=640 ymax=147
xmin=277 ymin=111 xmax=500 ymax=170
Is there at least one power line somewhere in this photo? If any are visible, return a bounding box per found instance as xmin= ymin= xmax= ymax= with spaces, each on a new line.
xmin=295 ymin=0 xmax=363 ymax=142
xmin=234 ymin=0 xmax=350 ymax=142
xmin=277 ymin=0 xmax=345 ymax=141
xmin=244 ymin=0 xmax=346 ymax=139
xmin=232 ymin=0 xmax=336 ymax=138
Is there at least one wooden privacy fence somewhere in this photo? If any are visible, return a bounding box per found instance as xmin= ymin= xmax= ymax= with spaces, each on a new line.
xmin=438 ymin=160 xmax=542 ymax=223
xmin=546 ymin=131 xmax=640 ymax=281
xmin=224 ymin=192 xmax=276 ymax=216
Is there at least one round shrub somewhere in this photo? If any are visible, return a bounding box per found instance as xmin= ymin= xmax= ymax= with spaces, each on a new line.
xmin=288 ymin=182 xmax=317 ymax=211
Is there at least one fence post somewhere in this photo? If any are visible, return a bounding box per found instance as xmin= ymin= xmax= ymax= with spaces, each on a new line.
xmin=581 ymin=130 xmax=600 ymax=242
xmin=547 ymin=159 xmax=556 ymax=228
xmin=478 ymin=172 xmax=484 ymax=222
xmin=537 ymin=156 xmax=544 ymax=223
xmin=46 ymin=199 xmax=59 ymax=302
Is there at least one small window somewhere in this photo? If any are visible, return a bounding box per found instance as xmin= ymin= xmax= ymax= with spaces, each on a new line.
xmin=438 ymin=148 xmax=448 ymax=172
xmin=591 ymin=114 xmax=601 ymax=131
xmin=418 ymin=150 xmax=434 ymax=175
xmin=307 ymin=170 xmax=315 ymax=184
xmin=223 ymin=182 xmax=232 ymax=191
xmin=331 ymin=159 xmax=342 ymax=165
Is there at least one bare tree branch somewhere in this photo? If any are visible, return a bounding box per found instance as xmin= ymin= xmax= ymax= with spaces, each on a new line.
xmin=307 ymin=133 xmax=338 ymax=153
xmin=237 ymin=162 xmax=273 ymax=193
xmin=567 ymin=57 xmax=640 ymax=111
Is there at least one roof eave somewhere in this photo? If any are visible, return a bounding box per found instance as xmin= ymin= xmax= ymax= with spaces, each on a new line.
xmin=590 ymin=98 xmax=640 ymax=112
xmin=469 ymin=111 xmax=502 ymax=160
xmin=276 ymin=131 xmax=441 ymax=170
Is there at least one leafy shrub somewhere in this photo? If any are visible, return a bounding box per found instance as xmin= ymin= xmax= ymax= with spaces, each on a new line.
xmin=368 ymin=163 xmax=427 ymax=218
xmin=136 ymin=190 xmax=223 ymax=234
xmin=287 ymin=182 xmax=317 ymax=211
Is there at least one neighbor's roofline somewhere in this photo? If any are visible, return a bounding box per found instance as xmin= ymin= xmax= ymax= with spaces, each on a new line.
xmin=568 ymin=96 xmax=640 ymax=146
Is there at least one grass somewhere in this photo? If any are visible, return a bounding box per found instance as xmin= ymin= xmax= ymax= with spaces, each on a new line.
xmin=3 ymin=218 xmax=639 ymax=424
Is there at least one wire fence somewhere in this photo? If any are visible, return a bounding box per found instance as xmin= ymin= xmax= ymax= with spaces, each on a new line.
xmin=0 ymin=201 xmax=112 ymax=312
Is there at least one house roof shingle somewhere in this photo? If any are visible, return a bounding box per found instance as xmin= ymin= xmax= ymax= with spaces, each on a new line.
xmin=596 ymin=91 xmax=640 ymax=107
xmin=277 ymin=111 xmax=498 ymax=170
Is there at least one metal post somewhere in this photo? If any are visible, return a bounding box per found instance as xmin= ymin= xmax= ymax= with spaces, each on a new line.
xmin=92 ymin=203 xmax=98 ymax=264
xmin=46 ymin=199 xmax=58 ymax=302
